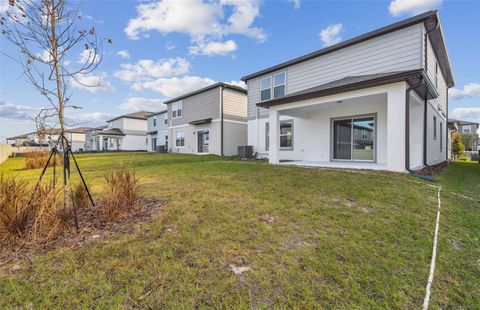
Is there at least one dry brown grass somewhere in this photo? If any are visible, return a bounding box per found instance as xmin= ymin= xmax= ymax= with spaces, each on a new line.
xmin=69 ymin=182 xmax=89 ymax=211
xmin=24 ymin=151 xmax=62 ymax=170
xmin=0 ymin=175 xmax=73 ymax=245
xmin=101 ymin=167 xmax=139 ymax=220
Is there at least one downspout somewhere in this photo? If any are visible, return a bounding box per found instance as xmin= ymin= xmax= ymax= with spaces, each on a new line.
xmin=423 ymin=21 xmax=440 ymax=167
xmin=445 ymin=87 xmax=449 ymax=161
xmin=406 ymin=76 xmax=424 ymax=173
xmin=220 ymin=85 xmax=224 ymax=156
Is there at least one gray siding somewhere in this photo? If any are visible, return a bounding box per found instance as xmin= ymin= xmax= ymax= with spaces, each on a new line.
xmin=223 ymin=88 xmax=247 ymax=120
xmin=247 ymin=24 xmax=424 ymax=120
xmin=425 ymin=31 xmax=447 ymax=115
xmin=168 ymin=87 xmax=220 ymax=126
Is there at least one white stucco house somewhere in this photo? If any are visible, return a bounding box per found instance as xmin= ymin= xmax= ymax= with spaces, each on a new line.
xmin=241 ymin=11 xmax=454 ymax=173
xmin=164 ymin=83 xmax=248 ymax=156
xmin=147 ymin=110 xmax=168 ymax=152
xmin=65 ymin=127 xmax=91 ymax=152
xmin=85 ymin=112 xmax=150 ymax=151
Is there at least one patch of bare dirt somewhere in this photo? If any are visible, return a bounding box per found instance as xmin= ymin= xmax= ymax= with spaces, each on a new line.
xmin=415 ymin=161 xmax=449 ymax=176
xmin=0 ymin=197 xmax=164 ymax=271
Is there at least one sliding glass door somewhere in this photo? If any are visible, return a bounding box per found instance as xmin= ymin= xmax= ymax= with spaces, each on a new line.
xmin=332 ymin=115 xmax=375 ymax=161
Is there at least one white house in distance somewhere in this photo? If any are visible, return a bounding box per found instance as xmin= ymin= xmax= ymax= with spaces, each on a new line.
xmin=164 ymin=83 xmax=248 ymax=156
xmin=241 ymin=10 xmax=453 ymax=173
xmin=65 ymin=127 xmax=91 ymax=152
xmin=147 ymin=110 xmax=168 ymax=152
xmin=85 ymin=112 xmax=150 ymax=151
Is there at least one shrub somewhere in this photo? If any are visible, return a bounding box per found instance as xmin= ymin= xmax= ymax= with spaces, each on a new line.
xmin=101 ymin=167 xmax=139 ymax=220
xmin=24 ymin=151 xmax=63 ymax=170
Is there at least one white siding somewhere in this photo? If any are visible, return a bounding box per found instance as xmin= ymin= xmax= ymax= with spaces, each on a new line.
xmin=247 ymin=24 xmax=424 ymax=120
xmin=168 ymin=87 xmax=220 ymax=127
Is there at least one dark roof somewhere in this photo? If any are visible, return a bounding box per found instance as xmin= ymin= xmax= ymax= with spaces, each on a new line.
xmin=7 ymin=134 xmax=28 ymax=139
xmin=241 ymin=10 xmax=454 ymax=88
xmin=163 ymin=82 xmax=247 ymax=104
xmin=189 ymin=118 xmax=212 ymax=125
xmin=66 ymin=127 xmax=92 ymax=134
xmin=448 ymin=119 xmax=479 ymax=127
xmin=148 ymin=110 xmax=167 ymax=117
xmin=257 ymin=70 xmax=433 ymax=108
xmin=107 ymin=111 xmax=151 ymax=122
xmin=95 ymin=128 xmax=125 ymax=136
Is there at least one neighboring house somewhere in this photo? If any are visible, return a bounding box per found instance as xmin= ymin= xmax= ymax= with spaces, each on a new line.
xmin=65 ymin=127 xmax=92 ymax=152
xmin=88 ymin=111 xmax=150 ymax=151
xmin=449 ymin=119 xmax=479 ymax=151
xmin=85 ymin=125 xmax=107 ymax=151
xmin=26 ymin=128 xmax=61 ymax=146
xmin=146 ymin=110 xmax=168 ymax=152
xmin=164 ymin=83 xmax=248 ymax=156
xmin=447 ymin=120 xmax=458 ymax=160
xmin=6 ymin=134 xmax=29 ymax=146
xmin=241 ymin=11 xmax=454 ymax=172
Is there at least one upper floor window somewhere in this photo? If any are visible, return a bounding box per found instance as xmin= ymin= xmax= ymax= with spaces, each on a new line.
xmin=153 ymin=118 xmax=157 ymax=127
xmin=433 ymin=116 xmax=437 ymax=140
xmin=164 ymin=113 xmax=168 ymax=125
xmin=434 ymin=61 xmax=439 ymax=89
xmin=260 ymin=72 xmax=287 ymax=101
xmin=273 ymin=72 xmax=286 ymax=98
xmin=108 ymin=122 xmax=112 ymax=128
xmin=260 ymin=76 xmax=271 ymax=101
xmin=463 ymin=127 xmax=471 ymax=133
xmin=172 ymin=101 xmax=182 ymax=118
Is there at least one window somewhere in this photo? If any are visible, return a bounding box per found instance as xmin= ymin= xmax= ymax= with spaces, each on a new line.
xmin=172 ymin=101 xmax=182 ymax=118
xmin=333 ymin=116 xmax=375 ymax=161
xmin=434 ymin=61 xmax=439 ymax=89
xmin=260 ymin=76 xmax=271 ymax=101
xmin=164 ymin=113 xmax=168 ymax=125
xmin=265 ymin=122 xmax=269 ymax=151
xmin=153 ymin=118 xmax=156 ymax=127
xmin=146 ymin=138 xmax=148 ymax=145
xmin=273 ymin=72 xmax=286 ymax=98
xmin=280 ymin=121 xmax=293 ymax=149
xmin=175 ymin=131 xmax=185 ymax=147
xmin=440 ymin=122 xmax=443 ymax=152
xmin=433 ymin=116 xmax=437 ymax=140
xmin=463 ymin=128 xmax=471 ymax=133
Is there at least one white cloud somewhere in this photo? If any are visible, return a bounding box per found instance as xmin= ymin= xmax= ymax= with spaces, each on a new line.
xmin=0 ymin=101 xmax=38 ymax=120
xmin=166 ymin=41 xmax=176 ymax=50
xmin=77 ymin=49 xmax=100 ymax=64
xmin=36 ymin=50 xmax=53 ymax=63
xmin=450 ymin=107 xmax=480 ymax=122
xmin=117 ymin=97 xmax=167 ymax=112
xmin=289 ymin=0 xmax=301 ymax=9
xmin=131 ymin=75 xmax=216 ymax=97
xmin=319 ymin=23 xmax=343 ymax=47
xmin=66 ymin=112 xmax=113 ymax=123
xmin=114 ymin=57 xmax=190 ymax=82
xmin=124 ymin=0 xmax=266 ymax=55
xmin=116 ymin=50 xmax=130 ymax=59
xmin=189 ymin=40 xmax=237 ymax=56
xmin=72 ymin=73 xmax=114 ymax=92
xmin=449 ymin=83 xmax=480 ymax=100
xmin=226 ymin=80 xmax=247 ymax=89
xmin=388 ymin=0 xmax=442 ymax=17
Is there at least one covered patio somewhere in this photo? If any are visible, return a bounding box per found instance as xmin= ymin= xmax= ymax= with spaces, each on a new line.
xmin=262 ymin=71 xmax=435 ymax=172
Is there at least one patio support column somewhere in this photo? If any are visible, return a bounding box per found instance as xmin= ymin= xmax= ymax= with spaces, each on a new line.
xmin=269 ymin=108 xmax=280 ymax=164
xmin=386 ymin=83 xmax=407 ymax=172
xmin=99 ymin=136 xmax=103 ymax=151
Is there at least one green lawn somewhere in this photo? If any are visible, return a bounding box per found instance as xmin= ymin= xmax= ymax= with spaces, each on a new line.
xmin=0 ymin=153 xmax=478 ymax=308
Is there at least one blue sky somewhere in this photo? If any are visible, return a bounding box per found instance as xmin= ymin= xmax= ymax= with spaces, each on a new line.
xmin=1 ymin=0 xmax=479 ymax=141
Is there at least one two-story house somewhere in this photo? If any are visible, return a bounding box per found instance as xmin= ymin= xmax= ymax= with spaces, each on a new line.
xmin=241 ymin=11 xmax=454 ymax=173
xmin=87 ymin=111 xmax=150 ymax=151
xmin=64 ymin=127 xmax=91 ymax=152
xmin=146 ymin=110 xmax=168 ymax=152
xmin=164 ymin=83 xmax=248 ymax=156
xmin=449 ymin=119 xmax=479 ymax=151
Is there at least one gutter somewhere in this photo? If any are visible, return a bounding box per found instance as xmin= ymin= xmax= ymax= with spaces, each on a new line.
xmin=406 ymin=75 xmax=424 ymax=173
xmin=423 ymin=21 xmax=440 ymax=167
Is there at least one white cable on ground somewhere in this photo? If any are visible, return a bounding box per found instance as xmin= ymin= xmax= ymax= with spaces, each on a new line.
xmin=422 ymin=186 xmax=442 ymax=310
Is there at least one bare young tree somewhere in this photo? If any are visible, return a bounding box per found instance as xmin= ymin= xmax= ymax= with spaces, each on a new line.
xmin=1 ymin=0 xmax=109 ymax=221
